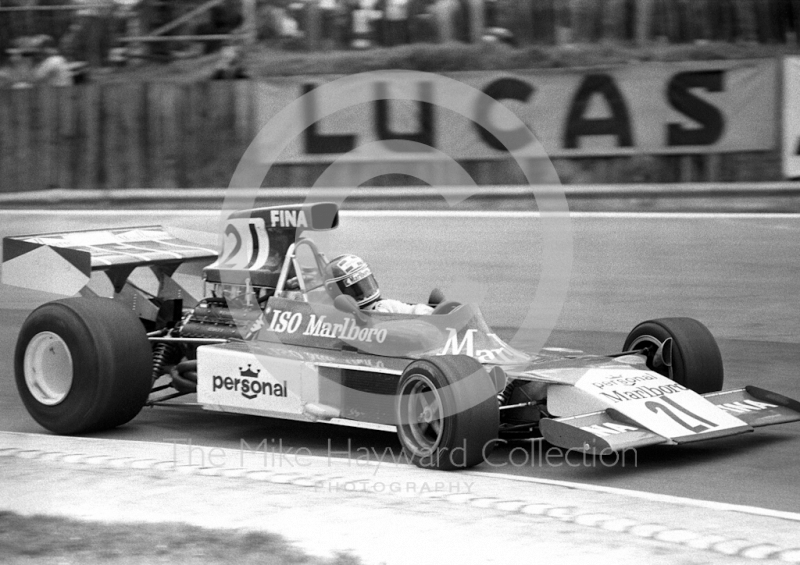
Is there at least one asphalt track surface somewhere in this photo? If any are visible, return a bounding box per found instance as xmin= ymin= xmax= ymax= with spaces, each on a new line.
xmin=1 ymin=210 xmax=798 ymax=513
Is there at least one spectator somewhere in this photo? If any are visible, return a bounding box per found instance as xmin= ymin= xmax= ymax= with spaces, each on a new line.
xmin=602 ymin=0 xmax=628 ymax=42
xmin=452 ymin=0 xmax=470 ymax=42
xmin=287 ymin=1 xmax=308 ymax=38
xmin=35 ymin=45 xmax=73 ymax=87
xmin=650 ymin=0 xmax=679 ymax=43
xmin=260 ymin=4 xmax=301 ymax=40
xmin=210 ymin=45 xmax=248 ymax=80
xmin=791 ymin=0 xmax=800 ymax=45
xmin=431 ymin=0 xmax=456 ymax=42
xmin=383 ymin=0 xmax=410 ymax=46
xmin=351 ymin=0 xmax=382 ymax=48
xmin=59 ymin=22 xmax=83 ymax=61
xmin=711 ymin=0 xmax=737 ymax=42
xmin=734 ymin=0 xmax=758 ymax=43
xmin=484 ymin=0 xmax=517 ymax=45
xmin=195 ymin=2 xmax=244 ymax=53
xmin=279 ymin=8 xmax=302 ymax=38
xmin=3 ymin=48 xmax=35 ymax=89
xmin=485 ymin=0 xmax=499 ymax=28
xmin=483 ymin=27 xmax=516 ymax=46
xmin=320 ymin=0 xmax=345 ymax=46
xmin=570 ymin=0 xmax=597 ymax=42
xmin=333 ymin=0 xmax=353 ymax=47
xmin=403 ymin=0 xmax=434 ymax=43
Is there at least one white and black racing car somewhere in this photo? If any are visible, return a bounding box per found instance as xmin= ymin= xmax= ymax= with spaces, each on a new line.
xmin=4 ymin=203 xmax=799 ymax=470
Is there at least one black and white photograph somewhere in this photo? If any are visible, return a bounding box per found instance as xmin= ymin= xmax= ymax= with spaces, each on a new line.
xmin=1 ymin=1 xmax=799 ymax=564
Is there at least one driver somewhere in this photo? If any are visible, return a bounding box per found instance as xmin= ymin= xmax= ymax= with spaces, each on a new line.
xmin=325 ymin=254 xmax=433 ymax=315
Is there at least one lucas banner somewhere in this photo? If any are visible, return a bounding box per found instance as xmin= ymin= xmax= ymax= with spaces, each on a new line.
xmin=782 ymin=57 xmax=800 ymax=178
xmin=249 ymin=60 xmax=777 ymax=162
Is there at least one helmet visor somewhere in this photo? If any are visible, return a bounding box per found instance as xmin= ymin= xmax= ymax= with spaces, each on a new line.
xmin=340 ymin=272 xmax=380 ymax=306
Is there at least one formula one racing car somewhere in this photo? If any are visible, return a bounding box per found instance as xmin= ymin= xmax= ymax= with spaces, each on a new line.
xmin=4 ymin=203 xmax=800 ymax=470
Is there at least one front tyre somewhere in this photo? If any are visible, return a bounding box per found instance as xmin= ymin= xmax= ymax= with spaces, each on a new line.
xmin=395 ymin=356 xmax=498 ymax=470
xmin=15 ymin=297 xmax=153 ymax=434
xmin=623 ymin=317 xmax=723 ymax=394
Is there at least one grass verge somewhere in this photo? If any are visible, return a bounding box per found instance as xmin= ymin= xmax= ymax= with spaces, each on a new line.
xmin=0 ymin=511 xmax=361 ymax=565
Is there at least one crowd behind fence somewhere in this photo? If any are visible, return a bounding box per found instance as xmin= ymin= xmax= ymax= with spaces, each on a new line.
xmin=2 ymin=0 xmax=800 ymax=70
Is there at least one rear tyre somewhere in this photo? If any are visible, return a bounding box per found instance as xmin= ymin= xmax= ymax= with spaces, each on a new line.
xmin=396 ymin=356 xmax=499 ymax=470
xmin=622 ymin=317 xmax=723 ymax=394
xmin=15 ymin=297 xmax=153 ymax=434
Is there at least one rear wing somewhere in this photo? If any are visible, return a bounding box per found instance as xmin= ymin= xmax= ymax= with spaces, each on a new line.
xmin=2 ymin=226 xmax=217 ymax=303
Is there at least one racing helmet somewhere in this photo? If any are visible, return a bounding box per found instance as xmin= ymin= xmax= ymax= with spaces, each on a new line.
xmin=325 ymin=254 xmax=380 ymax=307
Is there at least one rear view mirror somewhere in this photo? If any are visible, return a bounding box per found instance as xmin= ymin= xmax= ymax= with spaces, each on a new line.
xmin=333 ymin=294 xmax=369 ymax=326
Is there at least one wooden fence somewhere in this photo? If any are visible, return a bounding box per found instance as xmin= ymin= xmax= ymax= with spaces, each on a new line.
xmin=0 ymin=81 xmax=782 ymax=193
xmin=0 ymin=81 xmax=257 ymax=191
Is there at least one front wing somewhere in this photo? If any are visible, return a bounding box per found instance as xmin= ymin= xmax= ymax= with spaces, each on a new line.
xmin=540 ymin=386 xmax=800 ymax=454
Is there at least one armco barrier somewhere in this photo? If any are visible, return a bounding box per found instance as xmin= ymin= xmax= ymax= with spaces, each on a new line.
xmin=2 ymin=184 xmax=800 ymax=213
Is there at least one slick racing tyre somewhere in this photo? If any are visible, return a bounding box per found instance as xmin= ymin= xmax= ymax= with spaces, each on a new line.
xmin=15 ymin=297 xmax=153 ymax=434
xmin=395 ymin=355 xmax=499 ymax=470
xmin=623 ymin=317 xmax=723 ymax=394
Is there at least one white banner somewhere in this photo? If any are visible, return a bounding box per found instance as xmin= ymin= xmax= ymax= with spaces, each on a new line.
xmin=783 ymin=57 xmax=800 ymax=178
xmin=248 ymin=60 xmax=777 ymax=163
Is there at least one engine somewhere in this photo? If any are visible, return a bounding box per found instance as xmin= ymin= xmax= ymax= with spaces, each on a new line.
xmin=178 ymin=298 xmax=264 ymax=341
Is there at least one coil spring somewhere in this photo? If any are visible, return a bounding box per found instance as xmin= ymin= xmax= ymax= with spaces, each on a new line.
xmin=497 ymin=379 xmax=515 ymax=406
xmin=151 ymin=342 xmax=180 ymax=383
xmin=171 ymin=360 xmax=198 ymax=393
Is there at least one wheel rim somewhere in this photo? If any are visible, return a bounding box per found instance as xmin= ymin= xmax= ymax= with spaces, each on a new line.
xmin=629 ymin=334 xmax=662 ymax=352
xmin=397 ymin=374 xmax=444 ymax=457
xmin=628 ymin=334 xmax=671 ymax=378
xmin=23 ymin=331 xmax=73 ymax=406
